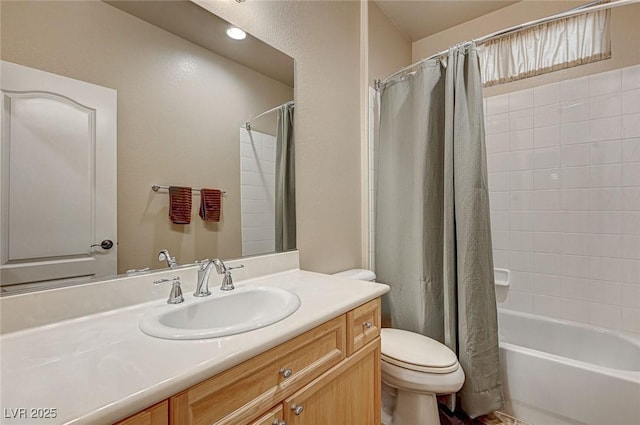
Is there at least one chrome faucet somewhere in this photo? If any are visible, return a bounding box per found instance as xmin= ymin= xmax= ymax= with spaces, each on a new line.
xmin=158 ymin=249 xmax=177 ymax=269
xmin=213 ymin=259 xmax=244 ymax=291
xmin=153 ymin=276 xmax=184 ymax=304
xmin=194 ymin=259 xmax=215 ymax=297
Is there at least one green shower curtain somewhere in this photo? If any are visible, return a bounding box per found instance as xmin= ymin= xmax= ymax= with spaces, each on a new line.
xmin=275 ymin=103 xmax=296 ymax=252
xmin=375 ymin=44 xmax=503 ymax=418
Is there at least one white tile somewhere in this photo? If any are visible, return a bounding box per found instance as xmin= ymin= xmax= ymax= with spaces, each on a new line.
xmin=561 ymin=189 xmax=590 ymax=211
xmin=534 ymin=253 xmax=560 ymax=275
xmin=510 ymin=231 xmax=534 ymax=251
xmin=534 ymin=147 xmax=560 ymax=169
xmin=509 ymin=150 xmax=534 ymax=171
xmin=487 ymin=152 xmax=510 ymax=172
xmin=487 ymin=132 xmax=510 ymax=154
xmin=622 ymin=162 xmax=640 ymax=186
xmin=590 ymin=257 xmax=622 ymax=282
xmin=534 ymin=83 xmax=560 ymax=107
xmin=560 ymin=100 xmax=589 ymax=123
xmin=561 ymin=298 xmax=590 ymax=324
xmin=491 ymin=212 xmax=509 ymax=231
xmin=560 ymin=166 xmax=590 ymax=189
xmin=509 ymin=129 xmax=534 ymax=151
xmin=492 ymin=230 xmax=509 ymax=250
xmin=509 ymin=170 xmax=533 ymax=190
xmin=509 ymin=212 xmax=534 ymax=231
xmin=590 ymin=188 xmax=622 ymax=211
xmin=509 ymin=191 xmax=533 ymax=211
xmin=534 ymin=168 xmax=561 ymax=189
xmin=622 ymin=188 xmax=640 ymax=211
xmin=534 ymin=211 xmax=564 ymax=232
xmin=488 ymin=172 xmax=509 ymax=191
xmin=589 ymin=69 xmax=621 ymax=97
xmin=622 ymin=259 xmax=640 ymax=284
xmin=534 ymin=273 xmax=562 ymax=297
xmin=590 ymin=93 xmax=621 ymax=119
xmin=590 ymin=211 xmax=622 ymax=234
xmin=561 ymin=233 xmax=590 ymax=256
xmin=622 ymin=113 xmax=640 ymax=138
xmin=560 ymin=76 xmax=589 ymax=102
xmin=493 ymin=249 xmax=509 ymax=269
xmin=562 ymin=211 xmax=590 ymax=233
xmin=509 ymin=89 xmax=534 ymax=111
xmin=509 ymin=291 xmax=534 ymax=313
xmin=561 ymin=254 xmax=590 ymax=278
xmin=486 ymin=112 xmax=509 ymax=134
xmin=622 ymin=138 xmax=640 ymax=163
xmin=622 ymin=89 xmax=640 ymax=114
xmin=622 ymin=212 xmax=640 ymax=235
xmin=561 ymin=121 xmax=589 ymax=145
xmin=487 ymin=94 xmax=509 ymax=115
xmin=589 ymin=234 xmax=622 ymax=258
xmin=534 ymin=232 xmax=561 ymax=253
xmin=490 ymin=192 xmax=509 ymax=211
xmin=621 ymin=308 xmax=640 ymax=334
xmin=510 ymin=250 xmax=534 ymax=272
xmin=589 ymin=303 xmax=621 ymax=330
xmin=590 ymin=164 xmax=622 ymax=188
xmin=622 ymin=64 xmax=640 ymax=91
xmin=533 ymin=190 xmax=560 ymax=211
xmin=510 ymin=109 xmax=534 ymax=131
xmin=511 ymin=271 xmax=535 ymax=292
xmin=534 ymin=295 xmax=562 ymax=318
xmin=622 ymin=235 xmax=640 ymax=260
xmin=561 ymin=275 xmax=591 ymax=300
xmin=622 ymin=284 xmax=640 ymax=309
xmin=534 ymin=125 xmax=560 ymax=149
xmin=561 ymin=144 xmax=590 ymax=167
xmin=589 ymin=116 xmax=621 ymax=142
xmin=534 ymin=104 xmax=561 ymax=128
xmin=590 ymin=140 xmax=621 ymax=165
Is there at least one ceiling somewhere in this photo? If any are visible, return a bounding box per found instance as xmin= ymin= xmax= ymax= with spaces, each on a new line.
xmin=374 ymin=0 xmax=520 ymax=41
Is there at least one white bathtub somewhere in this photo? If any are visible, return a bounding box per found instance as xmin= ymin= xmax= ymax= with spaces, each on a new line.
xmin=498 ymin=309 xmax=640 ymax=425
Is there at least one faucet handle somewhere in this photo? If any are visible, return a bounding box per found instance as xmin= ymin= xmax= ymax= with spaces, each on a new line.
xmin=153 ymin=276 xmax=184 ymax=304
xmin=228 ymin=264 xmax=245 ymax=271
xmin=153 ymin=276 xmax=180 ymax=285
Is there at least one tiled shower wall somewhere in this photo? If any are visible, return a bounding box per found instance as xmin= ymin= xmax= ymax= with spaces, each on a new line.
xmin=240 ymin=128 xmax=276 ymax=256
xmin=486 ymin=64 xmax=640 ymax=335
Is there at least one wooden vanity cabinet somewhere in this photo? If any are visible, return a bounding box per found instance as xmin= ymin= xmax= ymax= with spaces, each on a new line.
xmin=115 ymin=401 xmax=168 ymax=425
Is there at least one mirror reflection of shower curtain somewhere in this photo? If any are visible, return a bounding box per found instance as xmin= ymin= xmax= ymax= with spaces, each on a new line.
xmin=275 ymin=103 xmax=296 ymax=251
xmin=375 ymin=45 xmax=503 ymax=418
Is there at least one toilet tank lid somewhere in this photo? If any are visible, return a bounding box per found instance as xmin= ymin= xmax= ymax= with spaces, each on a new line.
xmin=333 ymin=269 xmax=376 ymax=281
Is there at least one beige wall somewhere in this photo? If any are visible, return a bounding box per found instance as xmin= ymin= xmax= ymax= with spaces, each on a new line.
xmin=1 ymin=0 xmax=293 ymax=274
xmin=197 ymin=0 xmax=363 ymax=273
xmin=412 ymin=0 xmax=640 ymax=96
xmin=368 ymin=1 xmax=412 ymax=86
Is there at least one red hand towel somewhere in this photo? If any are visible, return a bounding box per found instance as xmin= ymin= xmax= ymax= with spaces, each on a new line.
xmin=169 ymin=186 xmax=192 ymax=224
xmin=199 ymin=188 xmax=222 ymax=222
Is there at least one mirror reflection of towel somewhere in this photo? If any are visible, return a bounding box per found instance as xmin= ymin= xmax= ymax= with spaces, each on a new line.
xmin=199 ymin=189 xmax=222 ymax=222
xmin=169 ymin=186 xmax=192 ymax=224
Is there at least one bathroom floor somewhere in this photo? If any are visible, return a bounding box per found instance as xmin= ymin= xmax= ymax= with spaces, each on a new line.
xmin=438 ymin=405 xmax=531 ymax=425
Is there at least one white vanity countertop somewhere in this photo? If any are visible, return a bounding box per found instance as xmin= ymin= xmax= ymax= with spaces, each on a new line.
xmin=0 ymin=270 xmax=389 ymax=425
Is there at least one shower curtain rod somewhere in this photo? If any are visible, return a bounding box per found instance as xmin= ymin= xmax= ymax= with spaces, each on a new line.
xmin=245 ymin=100 xmax=294 ymax=131
xmin=375 ymin=0 xmax=640 ymax=90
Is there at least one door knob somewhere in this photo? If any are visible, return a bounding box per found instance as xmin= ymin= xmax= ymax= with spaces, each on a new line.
xmin=90 ymin=239 xmax=114 ymax=250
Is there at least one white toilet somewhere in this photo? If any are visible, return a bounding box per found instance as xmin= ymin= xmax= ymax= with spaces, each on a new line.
xmin=333 ymin=269 xmax=465 ymax=425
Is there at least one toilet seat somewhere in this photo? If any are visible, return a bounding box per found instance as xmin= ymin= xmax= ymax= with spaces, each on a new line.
xmin=381 ymin=328 xmax=459 ymax=374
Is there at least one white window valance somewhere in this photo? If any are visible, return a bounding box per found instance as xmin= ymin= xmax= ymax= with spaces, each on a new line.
xmin=479 ymin=8 xmax=611 ymax=87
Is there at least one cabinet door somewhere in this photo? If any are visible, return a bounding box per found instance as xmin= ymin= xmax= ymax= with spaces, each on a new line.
xmin=346 ymin=298 xmax=381 ymax=356
xmin=283 ymin=338 xmax=380 ymax=425
xmin=115 ymin=401 xmax=168 ymax=425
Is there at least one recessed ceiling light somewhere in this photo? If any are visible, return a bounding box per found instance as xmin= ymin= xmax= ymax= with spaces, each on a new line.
xmin=226 ymin=27 xmax=246 ymax=40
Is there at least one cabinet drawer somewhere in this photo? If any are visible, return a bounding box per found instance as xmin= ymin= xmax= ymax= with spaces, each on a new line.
xmin=170 ymin=315 xmax=346 ymax=425
xmin=115 ymin=401 xmax=168 ymax=425
xmin=346 ymin=298 xmax=381 ymax=356
xmin=248 ymin=405 xmax=284 ymax=425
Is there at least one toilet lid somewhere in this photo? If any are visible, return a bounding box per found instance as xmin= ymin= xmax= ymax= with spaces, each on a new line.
xmin=381 ymin=328 xmax=459 ymax=374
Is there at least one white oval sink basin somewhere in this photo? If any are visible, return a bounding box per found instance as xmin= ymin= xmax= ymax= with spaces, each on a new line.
xmin=139 ymin=286 xmax=301 ymax=340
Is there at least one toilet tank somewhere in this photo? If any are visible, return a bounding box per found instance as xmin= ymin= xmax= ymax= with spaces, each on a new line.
xmin=333 ymin=269 xmax=376 ymax=282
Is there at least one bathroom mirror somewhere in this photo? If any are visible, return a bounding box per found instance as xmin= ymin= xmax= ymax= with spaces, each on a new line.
xmin=0 ymin=0 xmax=295 ymax=294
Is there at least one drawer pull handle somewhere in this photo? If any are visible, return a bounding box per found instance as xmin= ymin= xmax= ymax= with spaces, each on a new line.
xmin=272 ymin=420 xmax=286 ymax=425
xmin=280 ymin=368 xmax=293 ymax=378
xmin=363 ymin=321 xmax=373 ymax=329
xmin=291 ymin=404 xmax=304 ymax=415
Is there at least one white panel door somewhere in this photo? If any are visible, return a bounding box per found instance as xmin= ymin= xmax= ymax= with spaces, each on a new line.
xmin=0 ymin=61 xmax=117 ymax=286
